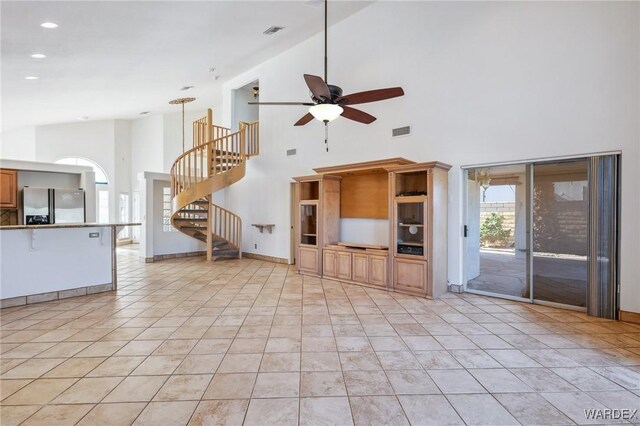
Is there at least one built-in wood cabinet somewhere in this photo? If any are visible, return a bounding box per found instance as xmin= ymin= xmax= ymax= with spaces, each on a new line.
xmin=323 ymin=249 xmax=337 ymax=277
xmin=389 ymin=162 xmax=450 ymax=298
xmin=352 ymin=253 xmax=369 ymax=283
xmin=294 ymin=159 xmax=450 ymax=299
xmin=394 ymin=258 xmax=427 ymax=295
xmin=0 ymin=169 xmax=18 ymax=209
xmin=368 ymin=255 xmax=388 ymax=287
xmin=294 ymin=175 xmax=341 ymax=277
xmin=323 ymin=245 xmax=388 ymax=288
xmin=323 ymin=248 xmax=353 ymax=281
xmin=336 ymin=251 xmax=352 ymax=280
xmin=299 ymin=247 xmax=319 ymax=274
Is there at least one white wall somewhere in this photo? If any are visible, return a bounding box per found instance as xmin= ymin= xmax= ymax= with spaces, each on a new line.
xmin=0 ymin=127 xmax=36 ymax=160
xmin=131 ymin=115 xmax=164 ymax=193
xmin=114 ymin=120 xmax=132 ymax=224
xmin=138 ymin=172 xmax=205 ymax=260
xmin=220 ymin=2 xmax=640 ymax=312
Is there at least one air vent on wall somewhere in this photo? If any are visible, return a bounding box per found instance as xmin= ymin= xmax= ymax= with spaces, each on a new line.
xmin=286 ymin=149 xmax=297 ymax=156
xmin=392 ymin=125 xmax=411 ymax=138
xmin=263 ymin=26 xmax=285 ymax=35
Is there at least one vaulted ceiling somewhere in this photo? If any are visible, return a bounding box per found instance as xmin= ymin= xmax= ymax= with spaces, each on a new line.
xmin=1 ymin=1 xmax=371 ymax=130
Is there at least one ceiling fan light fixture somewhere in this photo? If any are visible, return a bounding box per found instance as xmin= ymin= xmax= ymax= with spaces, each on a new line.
xmin=309 ymin=104 xmax=343 ymax=122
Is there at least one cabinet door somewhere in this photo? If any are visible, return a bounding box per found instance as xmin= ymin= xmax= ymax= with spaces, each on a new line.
xmin=0 ymin=170 xmax=17 ymax=209
xmin=323 ymin=250 xmax=337 ymax=278
xmin=352 ymin=253 xmax=369 ymax=284
xmin=368 ymin=255 xmax=388 ymax=287
xmin=299 ymin=247 xmax=319 ymax=274
xmin=336 ymin=252 xmax=352 ymax=280
xmin=394 ymin=258 xmax=427 ymax=294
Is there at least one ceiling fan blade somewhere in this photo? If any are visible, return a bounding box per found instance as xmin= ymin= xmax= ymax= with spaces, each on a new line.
xmin=337 ymin=87 xmax=404 ymax=105
xmin=248 ymin=102 xmax=314 ymax=106
xmin=294 ymin=112 xmax=315 ymax=126
xmin=341 ymin=106 xmax=377 ymax=124
xmin=304 ymin=74 xmax=331 ymax=101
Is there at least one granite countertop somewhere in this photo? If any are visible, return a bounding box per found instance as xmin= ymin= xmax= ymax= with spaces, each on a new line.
xmin=0 ymin=223 xmax=141 ymax=230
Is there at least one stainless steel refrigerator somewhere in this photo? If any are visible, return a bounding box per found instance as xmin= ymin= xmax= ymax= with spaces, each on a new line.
xmin=23 ymin=187 xmax=85 ymax=224
xmin=54 ymin=189 xmax=85 ymax=223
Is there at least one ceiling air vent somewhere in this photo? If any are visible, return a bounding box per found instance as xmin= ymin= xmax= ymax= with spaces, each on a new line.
xmin=263 ymin=26 xmax=285 ymax=35
xmin=392 ymin=125 xmax=411 ymax=138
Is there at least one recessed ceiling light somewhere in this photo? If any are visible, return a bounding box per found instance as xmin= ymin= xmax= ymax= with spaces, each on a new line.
xmin=25 ymin=76 xmax=38 ymax=80
xmin=140 ymin=111 xmax=150 ymax=115
xmin=180 ymin=86 xmax=194 ymax=91
xmin=40 ymin=22 xmax=58 ymax=29
xmin=31 ymin=53 xmax=46 ymax=59
xmin=77 ymin=116 xmax=89 ymax=121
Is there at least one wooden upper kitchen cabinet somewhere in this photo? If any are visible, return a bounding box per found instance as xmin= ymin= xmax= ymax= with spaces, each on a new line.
xmin=0 ymin=169 xmax=18 ymax=209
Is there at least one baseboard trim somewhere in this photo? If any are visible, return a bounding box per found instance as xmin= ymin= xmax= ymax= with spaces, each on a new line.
xmin=242 ymin=252 xmax=290 ymax=264
xmin=144 ymin=251 xmax=207 ymax=263
xmin=619 ymin=310 xmax=640 ymax=324
xmin=1 ymin=283 xmax=113 ymax=309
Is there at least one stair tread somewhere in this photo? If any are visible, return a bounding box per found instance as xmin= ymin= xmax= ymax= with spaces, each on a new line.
xmin=175 ymin=217 xmax=207 ymax=222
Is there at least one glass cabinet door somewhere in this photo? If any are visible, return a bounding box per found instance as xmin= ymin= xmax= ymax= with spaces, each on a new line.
xmin=396 ymin=201 xmax=425 ymax=256
xmin=300 ymin=203 xmax=318 ymax=246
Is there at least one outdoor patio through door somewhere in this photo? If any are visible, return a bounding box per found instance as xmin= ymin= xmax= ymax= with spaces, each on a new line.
xmin=464 ymin=155 xmax=619 ymax=318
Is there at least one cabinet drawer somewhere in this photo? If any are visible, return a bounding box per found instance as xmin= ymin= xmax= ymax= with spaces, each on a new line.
xmin=394 ymin=258 xmax=426 ymax=294
xmin=368 ymin=255 xmax=388 ymax=287
xmin=352 ymin=253 xmax=368 ymax=283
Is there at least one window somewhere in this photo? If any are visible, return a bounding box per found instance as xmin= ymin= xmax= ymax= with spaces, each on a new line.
xmin=98 ymin=190 xmax=109 ymax=223
xmin=55 ymin=157 xmax=109 ymax=184
xmin=118 ymin=193 xmax=130 ymax=239
xmin=162 ymin=187 xmax=174 ymax=232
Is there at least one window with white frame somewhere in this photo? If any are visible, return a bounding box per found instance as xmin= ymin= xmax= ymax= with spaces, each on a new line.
xmin=55 ymin=157 xmax=109 ymax=184
xmin=98 ymin=190 xmax=109 ymax=223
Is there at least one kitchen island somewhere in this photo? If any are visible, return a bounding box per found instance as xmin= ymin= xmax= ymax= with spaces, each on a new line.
xmin=0 ymin=223 xmax=140 ymax=308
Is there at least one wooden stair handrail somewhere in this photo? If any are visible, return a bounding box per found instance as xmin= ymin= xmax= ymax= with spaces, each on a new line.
xmin=170 ymin=109 xmax=259 ymax=260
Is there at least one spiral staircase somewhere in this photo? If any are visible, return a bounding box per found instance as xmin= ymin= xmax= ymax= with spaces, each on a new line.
xmin=170 ymin=109 xmax=259 ymax=261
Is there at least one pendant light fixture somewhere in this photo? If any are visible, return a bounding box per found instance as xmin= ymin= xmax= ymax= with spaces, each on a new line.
xmin=169 ymin=97 xmax=196 ymax=152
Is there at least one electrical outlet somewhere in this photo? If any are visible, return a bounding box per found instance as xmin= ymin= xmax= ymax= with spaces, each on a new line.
xmin=254 ymin=243 xmax=258 ymax=249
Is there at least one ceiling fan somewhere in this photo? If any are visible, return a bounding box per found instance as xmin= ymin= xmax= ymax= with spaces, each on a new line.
xmin=249 ymin=0 xmax=404 ymax=126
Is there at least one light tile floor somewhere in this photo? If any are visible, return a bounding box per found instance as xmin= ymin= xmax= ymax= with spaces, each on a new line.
xmin=1 ymin=247 xmax=639 ymax=425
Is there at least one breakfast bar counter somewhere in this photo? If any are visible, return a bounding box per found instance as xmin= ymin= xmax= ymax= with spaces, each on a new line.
xmin=0 ymin=223 xmax=140 ymax=308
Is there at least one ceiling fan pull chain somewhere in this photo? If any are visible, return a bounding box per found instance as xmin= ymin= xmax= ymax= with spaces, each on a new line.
xmin=325 ymin=123 xmax=329 ymax=152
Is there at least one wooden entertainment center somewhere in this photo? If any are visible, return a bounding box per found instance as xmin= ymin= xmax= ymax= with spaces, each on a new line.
xmin=293 ymin=158 xmax=451 ymax=298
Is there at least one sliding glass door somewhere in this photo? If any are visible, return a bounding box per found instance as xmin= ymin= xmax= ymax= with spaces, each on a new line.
xmin=532 ymin=160 xmax=588 ymax=308
xmin=465 ymin=164 xmax=529 ymax=301
xmin=465 ymin=155 xmax=619 ymax=317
